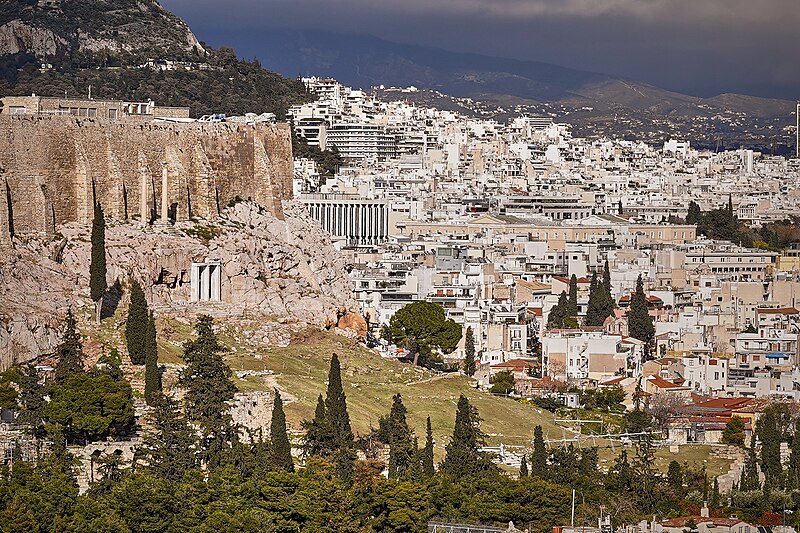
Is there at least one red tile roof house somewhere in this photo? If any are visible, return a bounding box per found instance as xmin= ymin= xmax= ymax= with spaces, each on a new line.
xmin=657 ymin=516 xmax=756 ymax=533
xmin=666 ymin=397 xmax=754 ymax=445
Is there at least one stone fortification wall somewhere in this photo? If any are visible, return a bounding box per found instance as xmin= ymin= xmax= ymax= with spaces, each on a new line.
xmin=0 ymin=115 xmax=293 ymax=241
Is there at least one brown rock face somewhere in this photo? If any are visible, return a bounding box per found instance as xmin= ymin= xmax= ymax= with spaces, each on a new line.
xmin=337 ymin=312 xmax=368 ymax=341
xmin=0 ymin=201 xmax=358 ymax=370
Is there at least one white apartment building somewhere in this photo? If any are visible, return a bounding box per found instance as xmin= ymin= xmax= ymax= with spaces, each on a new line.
xmin=542 ymin=330 xmax=641 ymax=382
xmin=327 ymin=123 xmax=398 ymax=160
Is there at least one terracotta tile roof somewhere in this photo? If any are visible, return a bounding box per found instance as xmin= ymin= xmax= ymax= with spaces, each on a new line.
xmin=694 ymin=397 xmax=752 ymax=410
xmin=552 ymin=275 xmax=591 ymax=284
xmin=646 ymin=374 xmax=681 ymax=389
xmin=491 ymin=359 xmax=538 ymax=370
xmin=757 ymin=307 xmax=800 ymax=314
xmin=600 ymin=376 xmax=626 ymax=386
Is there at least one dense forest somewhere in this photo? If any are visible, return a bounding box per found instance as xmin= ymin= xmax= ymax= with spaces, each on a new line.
xmin=0 ymin=48 xmax=310 ymax=119
xmin=4 ymin=309 xmax=800 ymax=532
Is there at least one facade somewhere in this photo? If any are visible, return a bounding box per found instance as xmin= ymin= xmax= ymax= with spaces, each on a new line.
xmin=300 ymin=194 xmax=390 ymax=247
xmin=327 ymin=123 xmax=397 ymax=160
xmin=1 ymin=95 xmax=190 ymax=120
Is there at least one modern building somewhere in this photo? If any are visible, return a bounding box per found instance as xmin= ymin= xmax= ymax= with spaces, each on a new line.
xmin=326 ymin=123 xmax=397 ymax=160
xmin=300 ymin=194 xmax=390 ymax=247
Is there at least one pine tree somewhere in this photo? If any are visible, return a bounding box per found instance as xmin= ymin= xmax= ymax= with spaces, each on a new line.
xmin=519 ymin=455 xmax=529 ymax=477
xmin=54 ymin=309 xmax=84 ymax=383
xmin=303 ymin=394 xmax=337 ymax=457
xmin=531 ymin=425 xmax=548 ymax=478
xmin=463 ymin=326 xmax=476 ymax=377
xmin=440 ymin=395 xmax=494 ymax=480
xmin=628 ymin=275 xmax=655 ymax=351
xmin=89 ymin=203 xmax=107 ymax=309
xmin=382 ymin=393 xmax=414 ymax=480
xmin=144 ymin=312 xmax=161 ymax=406
xmin=270 ymin=389 xmax=294 ymax=472
xmin=423 ymin=416 xmax=435 ymax=477
xmin=179 ymin=315 xmax=237 ymax=468
xmin=137 ymin=394 xmax=197 ymax=481
xmin=17 ymin=364 xmax=46 ymax=438
xmin=568 ymin=274 xmax=578 ymax=317
xmin=125 ymin=279 xmax=149 ymax=365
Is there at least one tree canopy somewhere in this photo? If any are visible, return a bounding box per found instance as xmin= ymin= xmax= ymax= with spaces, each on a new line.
xmin=389 ymin=301 xmax=462 ymax=368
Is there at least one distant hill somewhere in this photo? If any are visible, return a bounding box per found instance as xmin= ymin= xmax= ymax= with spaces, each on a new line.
xmin=0 ymin=0 xmax=310 ymax=118
xmin=257 ymin=29 xmax=795 ymax=120
xmin=254 ymin=29 xmax=796 ymax=151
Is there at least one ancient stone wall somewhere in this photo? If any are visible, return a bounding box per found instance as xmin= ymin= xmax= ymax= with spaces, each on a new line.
xmin=0 ymin=115 xmax=293 ymax=239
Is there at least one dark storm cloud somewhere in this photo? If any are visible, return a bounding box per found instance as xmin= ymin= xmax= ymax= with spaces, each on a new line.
xmin=161 ymin=0 xmax=800 ymax=98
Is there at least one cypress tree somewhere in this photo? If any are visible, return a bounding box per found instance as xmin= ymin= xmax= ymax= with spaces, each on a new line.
xmin=89 ymin=203 xmax=107 ymax=306
xmin=586 ymin=272 xmax=603 ymax=326
xmin=440 ymin=394 xmax=494 ymax=480
xmin=756 ymin=406 xmax=784 ymax=488
xmin=628 ymin=275 xmax=655 ymax=350
xmin=423 ymin=416 xmax=435 ymax=477
xmin=303 ymin=394 xmax=336 ymax=457
xmin=125 ymin=279 xmax=149 ymax=365
xmin=531 ymin=425 xmax=548 ymax=478
xmin=179 ymin=315 xmax=237 ymax=468
xmin=740 ymin=440 xmax=761 ymax=491
xmin=568 ymin=274 xmax=578 ymax=317
xmin=325 ymin=353 xmax=355 ymax=482
xmin=519 ymin=455 xmax=529 ymax=477
xmin=667 ymin=460 xmax=683 ymax=493
xmin=687 ymin=201 xmax=702 ymax=225
xmin=144 ymin=312 xmax=161 ymax=406
xmin=603 ymin=260 xmax=612 ymax=303
xmin=547 ymin=291 xmax=569 ymax=329
xmin=710 ymin=477 xmax=721 ymax=509
xmin=787 ymin=418 xmax=800 ymax=490
xmin=383 ymin=393 xmax=414 ymax=480
xmin=54 ymin=309 xmax=84 ymax=383
xmin=325 ymin=353 xmax=353 ymax=448
xmin=463 ymin=326 xmax=476 ymax=377
xmin=270 ymin=389 xmax=294 ymax=472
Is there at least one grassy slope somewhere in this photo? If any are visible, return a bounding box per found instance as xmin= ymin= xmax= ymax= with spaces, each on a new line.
xmin=88 ymin=312 xmax=732 ymax=473
xmin=226 ymin=329 xmax=564 ymax=456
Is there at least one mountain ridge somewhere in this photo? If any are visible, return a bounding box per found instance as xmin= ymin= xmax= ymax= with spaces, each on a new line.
xmin=254 ymin=28 xmax=794 ymax=120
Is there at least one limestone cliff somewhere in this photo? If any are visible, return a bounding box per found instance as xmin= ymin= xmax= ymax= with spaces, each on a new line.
xmin=0 ymin=0 xmax=204 ymax=64
xmin=0 ymin=201 xmax=357 ymax=370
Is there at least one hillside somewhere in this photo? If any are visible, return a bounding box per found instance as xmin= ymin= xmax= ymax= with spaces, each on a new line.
xmin=0 ymin=0 xmax=310 ymax=118
xmin=255 ymin=29 xmax=796 ymax=151
xmin=0 ymin=0 xmax=204 ymax=66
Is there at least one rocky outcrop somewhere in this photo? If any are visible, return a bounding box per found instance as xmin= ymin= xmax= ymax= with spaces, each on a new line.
xmin=0 ymin=19 xmax=66 ymax=58
xmin=0 ymin=201 xmax=358 ymax=370
xmin=0 ymin=0 xmax=205 ymax=62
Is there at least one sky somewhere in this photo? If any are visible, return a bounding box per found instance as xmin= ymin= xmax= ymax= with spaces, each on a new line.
xmin=161 ymin=0 xmax=799 ymax=99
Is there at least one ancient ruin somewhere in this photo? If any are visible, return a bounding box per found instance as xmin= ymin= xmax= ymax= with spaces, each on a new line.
xmin=0 ymin=114 xmax=293 ymax=243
